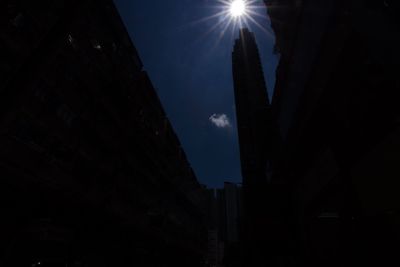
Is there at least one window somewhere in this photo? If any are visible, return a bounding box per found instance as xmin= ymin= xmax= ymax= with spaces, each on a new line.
xmin=91 ymin=39 xmax=102 ymax=51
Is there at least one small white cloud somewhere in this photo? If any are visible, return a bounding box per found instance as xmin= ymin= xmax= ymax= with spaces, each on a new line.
xmin=209 ymin=114 xmax=231 ymax=128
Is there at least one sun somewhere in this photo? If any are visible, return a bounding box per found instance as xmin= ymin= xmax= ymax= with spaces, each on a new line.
xmin=230 ymin=0 xmax=247 ymax=18
xmin=187 ymin=0 xmax=272 ymax=49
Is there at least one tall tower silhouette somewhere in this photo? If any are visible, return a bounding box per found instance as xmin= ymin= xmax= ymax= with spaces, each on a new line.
xmin=232 ymin=28 xmax=273 ymax=266
xmin=232 ymin=28 xmax=271 ymax=192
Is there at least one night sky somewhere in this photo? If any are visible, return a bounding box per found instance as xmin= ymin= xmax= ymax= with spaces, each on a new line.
xmin=113 ymin=0 xmax=278 ymax=188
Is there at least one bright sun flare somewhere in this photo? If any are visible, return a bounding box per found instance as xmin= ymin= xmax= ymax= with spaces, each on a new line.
xmin=188 ymin=0 xmax=272 ymax=49
xmin=230 ymin=0 xmax=246 ymax=17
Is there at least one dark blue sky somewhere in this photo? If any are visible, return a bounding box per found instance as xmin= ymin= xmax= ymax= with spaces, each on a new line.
xmin=114 ymin=0 xmax=278 ymax=188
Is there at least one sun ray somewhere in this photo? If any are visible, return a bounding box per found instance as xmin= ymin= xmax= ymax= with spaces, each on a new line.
xmin=230 ymin=18 xmax=238 ymax=40
xmin=192 ymin=13 xmax=230 ymax=45
xmin=246 ymin=9 xmax=269 ymax=18
xmin=217 ymin=0 xmax=232 ymax=5
xmin=185 ymin=0 xmax=274 ymax=48
xmin=212 ymin=16 xmax=234 ymax=49
xmin=244 ymin=14 xmax=274 ymax=38
xmin=189 ymin=11 xmax=229 ymax=26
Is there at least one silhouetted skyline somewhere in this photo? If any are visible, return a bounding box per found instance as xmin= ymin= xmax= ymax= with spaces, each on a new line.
xmin=114 ymin=0 xmax=278 ymax=187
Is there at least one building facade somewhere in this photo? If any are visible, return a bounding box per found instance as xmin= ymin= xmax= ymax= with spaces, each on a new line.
xmin=265 ymin=0 xmax=400 ymax=266
xmin=0 ymin=0 xmax=207 ymax=266
xmin=232 ymin=28 xmax=271 ymax=188
xmin=232 ymin=28 xmax=290 ymax=266
xmin=205 ymin=183 xmax=242 ymax=267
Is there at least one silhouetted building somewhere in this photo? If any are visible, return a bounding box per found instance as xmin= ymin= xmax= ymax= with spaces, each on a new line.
xmin=0 ymin=0 xmax=207 ymax=266
xmin=232 ymin=28 xmax=289 ymax=266
xmin=232 ymin=28 xmax=271 ymax=188
xmin=204 ymin=183 xmax=243 ymax=267
xmin=214 ymin=183 xmax=242 ymax=267
xmin=265 ymin=0 xmax=400 ymax=266
xmin=205 ymin=188 xmax=223 ymax=267
xmin=216 ymin=183 xmax=242 ymax=244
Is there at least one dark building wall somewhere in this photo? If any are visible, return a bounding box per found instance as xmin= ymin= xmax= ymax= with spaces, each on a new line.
xmin=232 ymin=28 xmax=290 ymax=267
xmin=204 ymin=188 xmax=221 ymax=266
xmin=0 ymin=1 xmax=207 ymax=266
xmin=215 ymin=183 xmax=242 ymax=267
xmin=216 ymin=183 xmax=242 ymax=244
xmin=266 ymin=0 xmax=400 ymax=266
xmin=232 ymin=28 xmax=270 ymax=188
xmin=224 ymin=183 xmax=240 ymax=243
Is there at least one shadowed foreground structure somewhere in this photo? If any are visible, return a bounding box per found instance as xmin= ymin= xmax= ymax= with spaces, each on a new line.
xmin=0 ymin=0 xmax=207 ymax=266
xmin=230 ymin=1 xmax=400 ymax=266
xmin=246 ymin=0 xmax=400 ymax=266
xmin=232 ymin=28 xmax=286 ymax=266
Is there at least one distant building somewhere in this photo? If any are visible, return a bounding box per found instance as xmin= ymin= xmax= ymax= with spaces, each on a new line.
xmin=204 ymin=183 xmax=243 ymax=266
xmin=0 ymin=0 xmax=207 ymax=266
xmin=232 ymin=28 xmax=285 ymax=266
xmin=216 ymin=182 xmax=242 ymax=244
xmin=214 ymin=183 xmax=242 ymax=266
xmin=205 ymin=188 xmax=221 ymax=267
xmin=232 ymin=28 xmax=271 ymax=188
